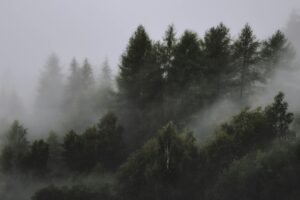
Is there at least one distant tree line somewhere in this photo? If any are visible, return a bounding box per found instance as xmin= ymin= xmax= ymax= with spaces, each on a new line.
xmin=0 ymin=112 xmax=124 ymax=177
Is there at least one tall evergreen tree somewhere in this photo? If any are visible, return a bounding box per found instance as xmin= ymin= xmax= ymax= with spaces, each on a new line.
xmin=161 ymin=25 xmax=177 ymax=77
xmin=62 ymin=58 xmax=81 ymax=131
xmin=233 ymin=24 xmax=260 ymax=99
xmin=35 ymin=54 xmax=64 ymax=132
xmin=0 ymin=120 xmax=29 ymax=173
xmin=26 ymin=140 xmax=49 ymax=176
xmin=167 ymin=30 xmax=202 ymax=92
xmin=99 ymin=58 xmax=113 ymax=91
xmin=47 ymin=131 xmax=64 ymax=175
xmin=117 ymin=25 xmax=164 ymax=147
xmin=261 ymin=30 xmax=294 ymax=77
xmin=118 ymin=25 xmax=160 ymax=107
xmin=81 ymin=58 xmax=95 ymax=90
xmin=95 ymin=58 xmax=115 ymax=113
xmin=264 ymin=92 xmax=294 ymax=140
xmin=202 ymin=23 xmax=232 ymax=97
xmin=63 ymin=58 xmax=97 ymax=132
xmin=67 ymin=58 xmax=81 ymax=97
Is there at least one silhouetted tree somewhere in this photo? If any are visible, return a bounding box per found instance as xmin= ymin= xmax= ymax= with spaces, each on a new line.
xmin=261 ymin=30 xmax=294 ymax=77
xmin=0 ymin=120 xmax=29 ymax=173
xmin=118 ymin=25 xmax=163 ymax=108
xmin=63 ymin=112 xmax=124 ymax=172
xmin=47 ymin=131 xmax=64 ymax=175
xmin=62 ymin=130 xmax=84 ymax=172
xmin=25 ymin=139 xmax=49 ymax=176
xmin=202 ymin=23 xmax=232 ymax=97
xmin=168 ymin=30 xmax=202 ymax=92
xmin=232 ymin=24 xmax=260 ymax=99
xmin=265 ymin=92 xmax=294 ymax=140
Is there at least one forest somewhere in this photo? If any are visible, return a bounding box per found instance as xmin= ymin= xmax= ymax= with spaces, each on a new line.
xmin=1 ymin=12 xmax=300 ymax=200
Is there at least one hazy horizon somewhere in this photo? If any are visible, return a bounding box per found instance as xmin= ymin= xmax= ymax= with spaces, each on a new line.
xmin=1 ymin=0 xmax=300 ymax=107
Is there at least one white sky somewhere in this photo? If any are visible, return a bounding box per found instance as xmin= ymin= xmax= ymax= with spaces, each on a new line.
xmin=0 ymin=0 xmax=299 ymax=104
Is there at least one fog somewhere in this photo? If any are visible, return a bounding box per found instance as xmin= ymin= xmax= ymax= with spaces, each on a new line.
xmin=1 ymin=0 xmax=300 ymax=108
xmin=1 ymin=1 xmax=300 ymax=200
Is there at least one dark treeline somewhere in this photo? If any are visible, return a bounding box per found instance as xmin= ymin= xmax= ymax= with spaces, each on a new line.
xmin=0 ymin=21 xmax=299 ymax=200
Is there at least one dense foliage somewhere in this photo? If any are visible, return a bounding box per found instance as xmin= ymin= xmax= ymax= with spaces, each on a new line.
xmin=0 ymin=22 xmax=298 ymax=200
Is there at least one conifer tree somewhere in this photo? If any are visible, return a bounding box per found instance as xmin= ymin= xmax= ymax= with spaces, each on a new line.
xmin=261 ymin=30 xmax=294 ymax=77
xmin=233 ymin=24 xmax=260 ymax=99
xmin=35 ymin=53 xmax=64 ymax=131
xmin=0 ymin=120 xmax=29 ymax=172
xmin=167 ymin=30 xmax=202 ymax=92
xmin=202 ymin=23 xmax=231 ymax=97
xmin=118 ymin=25 xmax=159 ymax=107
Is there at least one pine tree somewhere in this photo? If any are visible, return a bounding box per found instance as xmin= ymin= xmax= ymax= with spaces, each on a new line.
xmin=47 ymin=131 xmax=64 ymax=175
xmin=167 ymin=30 xmax=202 ymax=92
xmin=233 ymin=24 xmax=260 ymax=99
xmin=81 ymin=58 xmax=95 ymax=90
xmin=261 ymin=30 xmax=294 ymax=77
xmin=161 ymin=25 xmax=177 ymax=77
xmin=26 ymin=140 xmax=49 ymax=176
xmin=0 ymin=120 xmax=29 ymax=172
xmin=95 ymin=58 xmax=115 ymax=112
xmin=99 ymin=58 xmax=113 ymax=91
xmin=67 ymin=58 xmax=81 ymax=96
xmin=96 ymin=112 xmax=124 ymax=169
xmin=118 ymin=25 xmax=156 ymax=107
xmin=35 ymin=53 xmax=64 ymax=131
xmin=202 ymin=23 xmax=232 ymax=97
xmin=63 ymin=58 xmax=96 ymax=132
xmin=265 ymin=92 xmax=294 ymax=140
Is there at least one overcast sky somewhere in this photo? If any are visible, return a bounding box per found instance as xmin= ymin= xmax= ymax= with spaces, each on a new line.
xmin=0 ymin=0 xmax=300 ymax=105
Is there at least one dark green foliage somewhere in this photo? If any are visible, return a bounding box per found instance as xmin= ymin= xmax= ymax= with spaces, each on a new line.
xmin=63 ymin=112 xmax=124 ymax=172
xmin=47 ymin=131 xmax=64 ymax=176
xmin=0 ymin=146 xmax=14 ymax=172
xmin=0 ymin=120 xmax=29 ymax=173
xmin=62 ymin=130 xmax=85 ymax=172
xmin=0 ymin=122 xmax=50 ymax=175
xmin=32 ymin=184 xmax=114 ymax=200
xmin=233 ymin=24 xmax=260 ymax=99
xmin=167 ymin=30 xmax=202 ymax=90
xmin=198 ymin=92 xmax=294 ymax=197
xmin=199 ymin=107 xmax=272 ymax=189
xmin=160 ymin=24 xmax=177 ymax=75
xmin=202 ymin=23 xmax=232 ymax=97
xmin=118 ymin=122 xmax=198 ymax=200
xmin=118 ymin=25 xmax=162 ymax=107
xmin=265 ymin=92 xmax=294 ymax=139
xmin=96 ymin=112 xmax=124 ymax=169
xmin=210 ymin=141 xmax=300 ymax=200
xmin=117 ymin=25 xmax=164 ymax=149
xmin=164 ymin=30 xmax=203 ymax=125
xmin=32 ymin=185 xmax=66 ymax=200
xmin=1 ymin=23 xmax=298 ymax=200
xmin=25 ymin=140 xmax=49 ymax=176
xmin=261 ymin=30 xmax=295 ymax=77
